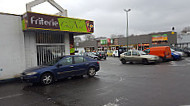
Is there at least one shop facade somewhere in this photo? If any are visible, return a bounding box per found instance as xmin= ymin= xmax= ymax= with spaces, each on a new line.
xmin=0 ymin=12 xmax=94 ymax=80
xmin=78 ymin=31 xmax=177 ymax=52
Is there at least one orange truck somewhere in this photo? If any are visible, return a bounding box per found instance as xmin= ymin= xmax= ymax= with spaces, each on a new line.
xmin=143 ymin=46 xmax=172 ymax=61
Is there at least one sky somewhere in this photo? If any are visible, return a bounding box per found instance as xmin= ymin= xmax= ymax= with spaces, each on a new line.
xmin=0 ymin=0 xmax=190 ymax=38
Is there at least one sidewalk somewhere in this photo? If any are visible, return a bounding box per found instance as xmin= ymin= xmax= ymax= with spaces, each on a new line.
xmin=0 ymin=77 xmax=21 ymax=84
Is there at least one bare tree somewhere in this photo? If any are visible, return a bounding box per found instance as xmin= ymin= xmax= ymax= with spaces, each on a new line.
xmin=111 ymin=34 xmax=117 ymax=38
xmin=74 ymin=37 xmax=82 ymax=43
xmin=181 ymin=26 xmax=190 ymax=33
xmin=84 ymin=34 xmax=95 ymax=41
xmin=111 ymin=34 xmax=125 ymax=38
xmin=118 ymin=35 xmax=125 ymax=38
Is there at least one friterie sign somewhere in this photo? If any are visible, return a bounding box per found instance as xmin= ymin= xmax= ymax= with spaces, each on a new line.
xmin=22 ymin=12 xmax=94 ymax=33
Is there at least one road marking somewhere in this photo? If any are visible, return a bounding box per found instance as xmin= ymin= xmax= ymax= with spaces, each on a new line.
xmin=103 ymin=97 xmax=128 ymax=106
xmin=0 ymin=93 xmax=23 ymax=100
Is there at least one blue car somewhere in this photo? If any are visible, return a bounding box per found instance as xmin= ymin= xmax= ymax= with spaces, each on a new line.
xmin=171 ymin=52 xmax=181 ymax=60
xmin=21 ymin=55 xmax=100 ymax=85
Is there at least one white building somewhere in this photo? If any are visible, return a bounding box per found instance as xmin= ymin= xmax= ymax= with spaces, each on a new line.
xmin=177 ymin=33 xmax=190 ymax=47
xmin=0 ymin=12 xmax=94 ymax=80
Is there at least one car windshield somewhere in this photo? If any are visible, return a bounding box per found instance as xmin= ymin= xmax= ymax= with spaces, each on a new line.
xmin=138 ymin=51 xmax=147 ymax=55
xmin=43 ymin=56 xmax=64 ymax=66
xmin=170 ymin=48 xmax=175 ymax=52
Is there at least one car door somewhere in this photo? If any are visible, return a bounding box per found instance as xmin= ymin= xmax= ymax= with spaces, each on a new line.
xmin=124 ymin=51 xmax=132 ymax=61
xmin=131 ymin=51 xmax=141 ymax=62
xmin=72 ymin=56 xmax=87 ymax=76
xmin=55 ymin=56 xmax=74 ymax=79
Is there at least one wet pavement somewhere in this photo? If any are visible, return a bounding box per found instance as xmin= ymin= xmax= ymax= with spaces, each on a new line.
xmin=1 ymin=57 xmax=190 ymax=106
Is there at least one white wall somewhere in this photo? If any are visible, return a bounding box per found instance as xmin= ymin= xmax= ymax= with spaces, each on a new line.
xmin=24 ymin=32 xmax=37 ymax=68
xmin=64 ymin=33 xmax=70 ymax=55
xmin=178 ymin=33 xmax=190 ymax=44
xmin=0 ymin=14 xmax=25 ymax=80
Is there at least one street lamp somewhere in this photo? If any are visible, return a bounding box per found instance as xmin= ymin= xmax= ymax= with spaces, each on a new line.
xmin=124 ymin=9 xmax=131 ymax=51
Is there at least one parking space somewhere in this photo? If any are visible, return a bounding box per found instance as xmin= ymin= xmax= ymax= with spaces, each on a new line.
xmin=0 ymin=57 xmax=190 ymax=106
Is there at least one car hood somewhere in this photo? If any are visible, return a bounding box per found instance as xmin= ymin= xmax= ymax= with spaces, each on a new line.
xmin=174 ymin=51 xmax=183 ymax=55
xmin=23 ymin=65 xmax=49 ymax=73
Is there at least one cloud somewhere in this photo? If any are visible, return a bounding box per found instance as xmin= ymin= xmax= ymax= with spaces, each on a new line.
xmin=0 ymin=0 xmax=190 ymax=37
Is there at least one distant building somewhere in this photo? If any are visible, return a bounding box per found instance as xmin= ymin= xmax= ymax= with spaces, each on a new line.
xmin=78 ymin=31 xmax=177 ymax=51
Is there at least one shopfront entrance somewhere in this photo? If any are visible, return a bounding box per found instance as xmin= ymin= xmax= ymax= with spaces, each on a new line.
xmin=36 ymin=31 xmax=65 ymax=65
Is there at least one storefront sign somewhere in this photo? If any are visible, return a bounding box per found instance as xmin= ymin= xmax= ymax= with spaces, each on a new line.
xmin=22 ymin=12 xmax=94 ymax=33
xmin=152 ymin=34 xmax=168 ymax=44
xmin=100 ymin=39 xmax=107 ymax=45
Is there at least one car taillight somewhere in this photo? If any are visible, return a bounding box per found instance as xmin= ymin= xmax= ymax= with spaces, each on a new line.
xmin=100 ymin=54 xmax=102 ymax=56
xmin=97 ymin=61 xmax=99 ymax=64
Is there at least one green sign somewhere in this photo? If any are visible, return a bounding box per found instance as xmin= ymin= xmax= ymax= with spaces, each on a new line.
xmin=58 ymin=18 xmax=87 ymax=32
xmin=101 ymin=39 xmax=107 ymax=45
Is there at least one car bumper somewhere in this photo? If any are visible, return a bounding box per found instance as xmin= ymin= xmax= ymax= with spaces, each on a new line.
xmin=21 ymin=75 xmax=40 ymax=83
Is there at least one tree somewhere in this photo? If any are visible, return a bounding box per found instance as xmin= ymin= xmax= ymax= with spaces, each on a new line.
xmin=111 ymin=34 xmax=125 ymax=38
xmin=74 ymin=37 xmax=82 ymax=43
xmin=84 ymin=34 xmax=95 ymax=41
xmin=181 ymin=26 xmax=190 ymax=33
xmin=117 ymin=35 xmax=125 ymax=38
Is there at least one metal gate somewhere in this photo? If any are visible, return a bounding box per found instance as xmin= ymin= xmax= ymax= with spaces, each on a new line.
xmin=36 ymin=31 xmax=65 ymax=65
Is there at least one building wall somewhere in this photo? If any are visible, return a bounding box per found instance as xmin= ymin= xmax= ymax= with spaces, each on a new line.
xmin=178 ymin=33 xmax=190 ymax=43
xmin=65 ymin=33 xmax=70 ymax=55
xmin=24 ymin=31 xmax=37 ymax=68
xmin=119 ymin=31 xmax=177 ymax=47
xmin=0 ymin=13 xmax=25 ymax=79
xmin=78 ymin=40 xmax=98 ymax=50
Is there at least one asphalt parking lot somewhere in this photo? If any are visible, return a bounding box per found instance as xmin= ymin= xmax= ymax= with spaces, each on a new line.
xmin=1 ymin=57 xmax=190 ymax=106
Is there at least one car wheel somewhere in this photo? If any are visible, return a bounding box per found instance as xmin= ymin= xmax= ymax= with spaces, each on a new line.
xmin=171 ymin=56 xmax=174 ymax=61
xmin=142 ymin=59 xmax=149 ymax=65
xmin=40 ymin=73 xmax=54 ymax=85
xmin=121 ymin=59 xmax=126 ymax=64
xmin=104 ymin=57 xmax=106 ymax=60
xmin=87 ymin=67 xmax=96 ymax=77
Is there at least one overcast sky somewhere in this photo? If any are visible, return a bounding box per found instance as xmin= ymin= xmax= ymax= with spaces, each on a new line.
xmin=0 ymin=0 xmax=190 ymax=37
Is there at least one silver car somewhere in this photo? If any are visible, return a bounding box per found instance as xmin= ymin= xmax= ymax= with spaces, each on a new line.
xmin=120 ymin=50 xmax=159 ymax=64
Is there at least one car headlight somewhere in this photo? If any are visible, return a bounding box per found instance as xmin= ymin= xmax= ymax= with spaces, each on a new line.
xmin=26 ymin=72 xmax=37 ymax=75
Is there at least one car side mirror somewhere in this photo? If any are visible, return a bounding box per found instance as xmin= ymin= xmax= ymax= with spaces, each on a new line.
xmin=56 ymin=64 xmax=62 ymax=68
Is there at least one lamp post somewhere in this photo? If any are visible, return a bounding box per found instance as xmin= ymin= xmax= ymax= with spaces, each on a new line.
xmin=124 ymin=9 xmax=131 ymax=51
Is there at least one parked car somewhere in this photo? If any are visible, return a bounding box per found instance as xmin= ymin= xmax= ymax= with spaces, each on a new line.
xmin=112 ymin=50 xmax=119 ymax=57
xmin=120 ymin=50 xmax=159 ymax=64
xmin=88 ymin=52 xmax=98 ymax=59
xmin=183 ymin=47 xmax=190 ymax=56
xmin=170 ymin=48 xmax=185 ymax=57
xmin=21 ymin=55 xmax=100 ymax=85
xmin=170 ymin=48 xmax=182 ymax=60
xmin=144 ymin=46 xmax=172 ymax=61
xmin=172 ymin=47 xmax=190 ymax=57
xmin=95 ymin=51 xmax=107 ymax=60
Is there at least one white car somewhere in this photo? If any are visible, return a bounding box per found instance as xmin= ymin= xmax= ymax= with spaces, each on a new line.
xmin=120 ymin=50 xmax=159 ymax=64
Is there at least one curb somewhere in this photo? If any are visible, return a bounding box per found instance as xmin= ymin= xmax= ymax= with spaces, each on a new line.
xmin=0 ymin=77 xmax=21 ymax=84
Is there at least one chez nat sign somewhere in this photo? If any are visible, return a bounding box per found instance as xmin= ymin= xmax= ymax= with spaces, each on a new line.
xmin=22 ymin=12 xmax=94 ymax=33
